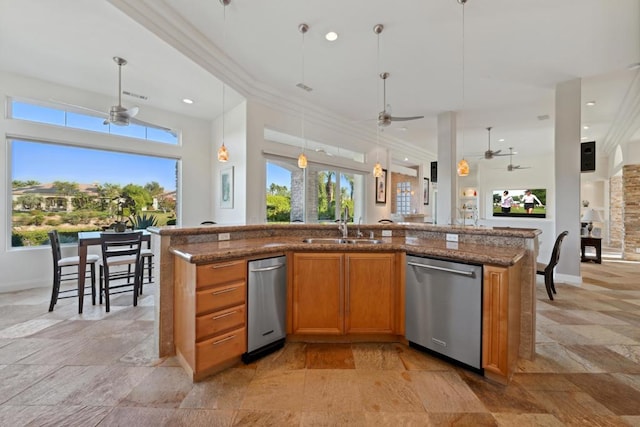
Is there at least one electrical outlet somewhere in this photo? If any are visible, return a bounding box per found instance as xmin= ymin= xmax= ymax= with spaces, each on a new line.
xmin=218 ymin=233 xmax=230 ymax=241
xmin=381 ymin=230 xmax=392 ymax=237
xmin=446 ymin=233 xmax=459 ymax=242
xmin=636 ymin=248 xmax=640 ymax=254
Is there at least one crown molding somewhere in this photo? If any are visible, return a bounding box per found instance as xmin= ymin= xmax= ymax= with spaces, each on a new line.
xmin=601 ymin=70 xmax=640 ymax=156
xmin=107 ymin=0 xmax=435 ymax=162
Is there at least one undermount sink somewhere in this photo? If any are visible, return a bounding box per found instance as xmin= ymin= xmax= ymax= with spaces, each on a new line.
xmin=302 ymin=238 xmax=347 ymax=244
xmin=302 ymin=238 xmax=383 ymax=245
xmin=345 ymin=238 xmax=383 ymax=244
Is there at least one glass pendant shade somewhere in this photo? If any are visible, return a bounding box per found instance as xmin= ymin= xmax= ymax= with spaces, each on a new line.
xmin=373 ymin=161 xmax=383 ymax=178
xmin=217 ymin=143 xmax=229 ymax=162
xmin=297 ymin=152 xmax=308 ymax=168
xmin=457 ymin=158 xmax=469 ymax=176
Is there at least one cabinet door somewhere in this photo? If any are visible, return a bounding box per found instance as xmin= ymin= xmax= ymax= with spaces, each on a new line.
xmin=292 ymin=253 xmax=343 ymax=335
xmin=482 ymin=263 xmax=521 ymax=384
xmin=345 ymin=253 xmax=395 ymax=334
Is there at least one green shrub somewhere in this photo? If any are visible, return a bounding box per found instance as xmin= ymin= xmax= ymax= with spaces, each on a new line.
xmin=130 ymin=213 xmax=158 ymax=230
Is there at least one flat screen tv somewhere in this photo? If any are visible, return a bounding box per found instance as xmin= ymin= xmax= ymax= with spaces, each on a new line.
xmin=492 ymin=188 xmax=546 ymax=218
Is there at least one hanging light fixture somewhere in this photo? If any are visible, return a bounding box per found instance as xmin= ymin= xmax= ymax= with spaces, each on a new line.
xmin=373 ymin=24 xmax=384 ymax=178
xmin=297 ymin=23 xmax=309 ymax=169
xmin=217 ymin=0 xmax=231 ymax=162
xmin=456 ymin=0 xmax=469 ymax=177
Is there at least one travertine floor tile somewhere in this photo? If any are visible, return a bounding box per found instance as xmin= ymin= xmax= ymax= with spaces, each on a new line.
xmin=409 ymin=371 xmax=487 ymax=413
xmin=119 ymin=366 xmax=194 ymax=408
xmin=305 ymin=343 xmax=355 ymax=369
xmin=98 ymin=406 xmax=176 ymax=426
xmin=254 ymin=342 xmax=306 ymax=371
xmin=240 ymin=369 xmax=306 ymax=411
xmin=231 ymin=409 xmax=301 ymax=426
xmin=351 ymin=343 xmax=405 ymax=370
xmin=180 ymin=368 xmax=255 ymax=410
xmin=302 ymin=369 xmax=363 ymax=412
xmin=355 ymin=370 xmax=425 ymax=413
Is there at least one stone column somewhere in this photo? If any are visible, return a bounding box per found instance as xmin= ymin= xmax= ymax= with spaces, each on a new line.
xmin=290 ymin=168 xmax=305 ymax=222
xmin=609 ymin=175 xmax=623 ymax=249
xmin=623 ymin=165 xmax=640 ymax=260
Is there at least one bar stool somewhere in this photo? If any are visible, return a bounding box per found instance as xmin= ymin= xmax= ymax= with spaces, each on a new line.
xmin=99 ymin=231 xmax=143 ymax=312
xmin=48 ymin=230 xmax=99 ymax=312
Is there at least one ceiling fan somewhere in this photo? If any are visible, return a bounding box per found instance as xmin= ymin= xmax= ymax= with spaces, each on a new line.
xmin=482 ymin=126 xmax=510 ymax=159
xmin=377 ymin=72 xmax=424 ymax=127
xmin=52 ymin=56 xmax=175 ymax=134
xmin=506 ymin=147 xmax=531 ymax=171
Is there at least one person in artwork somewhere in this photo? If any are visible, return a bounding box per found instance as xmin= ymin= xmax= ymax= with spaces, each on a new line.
xmin=522 ymin=189 xmax=543 ymax=214
xmin=501 ymin=190 xmax=513 ymax=213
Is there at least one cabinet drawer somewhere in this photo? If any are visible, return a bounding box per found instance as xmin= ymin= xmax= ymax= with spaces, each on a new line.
xmin=196 ymin=282 xmax=246 ymax=315
xmin=196 ymin=327 xmax=246 ymax=372
xmin=196 ymin=304 xmax=245 ymax=341
xmin=197 ymin=260 xmax=246 ymax=288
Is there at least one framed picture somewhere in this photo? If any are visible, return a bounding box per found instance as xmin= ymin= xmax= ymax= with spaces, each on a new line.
xmin=423 ymin=178 xmax=430 ymax=205
xmin=220 ymin=166 xmax=234 ymax=209
xmin=375 ymin=168 xmax=387 ymax=204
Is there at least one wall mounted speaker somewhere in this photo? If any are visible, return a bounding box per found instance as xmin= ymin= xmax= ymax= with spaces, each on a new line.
xmin=430 ymin=161 xmax=438 ymax=183
xmin=581 ymin=141 xmax=596 ymax=172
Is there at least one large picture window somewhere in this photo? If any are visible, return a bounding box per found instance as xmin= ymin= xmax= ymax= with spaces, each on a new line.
xmin=10 ymin=139 xmax=178 ymax=247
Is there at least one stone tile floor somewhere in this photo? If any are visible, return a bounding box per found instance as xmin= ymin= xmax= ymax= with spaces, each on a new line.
xmin=0 ymin=257 xmax=639 ymax=426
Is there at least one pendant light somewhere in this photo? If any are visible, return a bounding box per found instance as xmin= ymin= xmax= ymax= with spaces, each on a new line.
xmin=297 ymin=23 xmax=309 ymax=169
xmin=372 ymin=24 xmax=384 ymax=179
xmin=217 ymin=0 xmax=230 ymax=162
xmin=456 ymin=0 xmax=469 ymax=177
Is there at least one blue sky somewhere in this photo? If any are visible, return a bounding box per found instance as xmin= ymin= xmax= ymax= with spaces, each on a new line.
xmin=12 ymin=140 xmax=177 ymax=190
xmin=266 ymin=162 xmax=291 ymax=189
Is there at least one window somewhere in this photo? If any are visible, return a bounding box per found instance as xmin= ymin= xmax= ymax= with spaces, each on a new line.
xmin=11 ymin=139 xmax=178 ymax=247
xmin=10 ymin=99 xmax=178 ymax=145
xmin=266 ymin=160 xmax=300 ymax=223
xmin=396 ymin=182 xmax=413 ymax=214
xmin=315 ymin=168 xmax=363 ymax=223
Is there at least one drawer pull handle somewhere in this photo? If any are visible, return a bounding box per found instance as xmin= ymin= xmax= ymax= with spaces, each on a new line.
xmin=210 ymin=262 xmax=239 ymax=269
xmin=212 ymin=311 xmax=237 ymax=320
xmin=212 ymin=287 xmax=239 ymax=295
xmin=213 ymin=335 xmax=236 ymax=345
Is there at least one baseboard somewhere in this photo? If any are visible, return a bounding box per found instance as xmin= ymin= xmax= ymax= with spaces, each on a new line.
xmin=554 ymin=273 xmax=582 ymax=286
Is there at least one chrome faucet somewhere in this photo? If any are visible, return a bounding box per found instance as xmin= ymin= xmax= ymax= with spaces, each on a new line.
xmin=338 ymin=207 xmax=349 ymax=238
xmin=356 ymin=217 xmax=364 ymax=238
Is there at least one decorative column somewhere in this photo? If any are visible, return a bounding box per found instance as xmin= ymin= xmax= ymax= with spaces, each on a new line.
xmin=436 ymin=111 xmax=457 ymax=225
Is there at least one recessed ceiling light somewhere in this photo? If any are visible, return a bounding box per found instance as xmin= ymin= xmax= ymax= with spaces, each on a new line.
xmin=182 ymin=98 xmax=194 ymax=104
xmin=396 ymin=126 xmax=408 ymax=132
xmin=583 ymin=125 xmax=589 ymax=130
xmin=581 ymin=136 xmax=588 ymax=140
xmin=498 ymin=138 xmax=505 ymax=142
xmin=404 ymin=157 xmax=409 ymax=162
xmin=585 ymin=101 xmax=596 ymax=106
xmin=325 ymin=31 xmax=338 ymax=41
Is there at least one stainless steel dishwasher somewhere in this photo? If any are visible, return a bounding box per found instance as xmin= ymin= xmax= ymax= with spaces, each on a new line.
xmin=405 ymin=255 xmax=483 ymax=370
xmin=242 ymin=255 xmax=287 ymax=363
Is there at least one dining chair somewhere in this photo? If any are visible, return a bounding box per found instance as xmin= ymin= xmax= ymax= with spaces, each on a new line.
xmin=48 ymin=230 xmax=100 ymax=312
xmin=536 ymin=230 xmax=568 ymax=300
xmin=99 ymin=231 xmax=143 ymax=312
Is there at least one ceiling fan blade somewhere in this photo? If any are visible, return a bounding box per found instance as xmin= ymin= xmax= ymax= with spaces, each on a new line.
xmin=390 ymin=115 xmax=424 ymax=122
xmin=126 ymin=106 xmax=139 ymax=118
xmin=129 ymin=117 xmax=177 ymax=136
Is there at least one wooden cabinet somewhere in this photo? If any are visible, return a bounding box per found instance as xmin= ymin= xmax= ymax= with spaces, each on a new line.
xmin=345 ymin=253 xmax=395 ymax=334
xmin=291 ymin=252 xmax=397 ymax=336
xmin=174 ymin=257 xmax=247 ymax=380
xmin=482 ymin=262 xmax=522 ymax=384
xmin=291 ymin=253 xmax=343 ymax=335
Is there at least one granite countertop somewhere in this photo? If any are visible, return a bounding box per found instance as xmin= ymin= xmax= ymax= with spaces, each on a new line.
xmin=169 ymin=236 xmax=525 ymax=267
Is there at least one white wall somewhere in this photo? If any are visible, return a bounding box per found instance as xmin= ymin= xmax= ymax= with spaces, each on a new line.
xmin=244 ymin=100 xmax=387 ymax=224
xmin=0 ymin=72 xmax=213 ymax=292
xmin=211 ymin=101 xmax=247 ymax=225
xmin=475 ymin=153 xmax=556 ymax=262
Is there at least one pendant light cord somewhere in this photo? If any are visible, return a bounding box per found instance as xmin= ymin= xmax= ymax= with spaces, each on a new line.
xmin=461 ymin=0 xmax=465 ymax=160
xmin=301 ymin=26 xmax=306 ymax=154
xmin=221 ymin=3 xmax=227 ymax=146
xmin=376 ymin=28 xmax=381 ymax=163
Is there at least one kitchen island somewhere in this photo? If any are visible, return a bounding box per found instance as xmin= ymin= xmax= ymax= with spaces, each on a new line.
xmin=149 ymin=223 xmax=539 ymax=383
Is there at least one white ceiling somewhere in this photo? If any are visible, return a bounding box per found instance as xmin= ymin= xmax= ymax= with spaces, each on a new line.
xmin=1 ymin=0 xmax=639 ymax=166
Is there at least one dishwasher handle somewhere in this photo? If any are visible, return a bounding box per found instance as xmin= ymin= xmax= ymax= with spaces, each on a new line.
xmin=249 ymin=263 xmax=285 ymax=273
xmin=407 ymin=261 xmax=476 ymax=278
